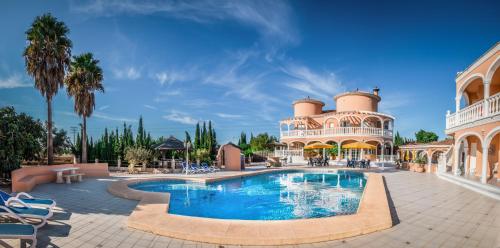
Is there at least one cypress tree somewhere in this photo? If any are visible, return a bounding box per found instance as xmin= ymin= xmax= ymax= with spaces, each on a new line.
xmin=207 ymin=121 xmax=213 ymax=151
xmin=185 ymin=131 xmax=192 ymax=144
xmin=136 ymin=116 xmax=144 ymax=148
xmin=194 ymin=123 xmax=200 ymax=149
xmin=201 ymin=122 xmax=207 ymax=149
xmin=239 ymin=132 xmax=247 ymax=146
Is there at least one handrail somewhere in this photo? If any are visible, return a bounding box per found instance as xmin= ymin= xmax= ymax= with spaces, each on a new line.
xmin=280 ymin=127 xmax=393 ymax=139
xmin=446 ymin=92 xmax=500 ymax=130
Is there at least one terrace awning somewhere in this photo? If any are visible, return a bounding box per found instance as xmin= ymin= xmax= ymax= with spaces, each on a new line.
xmin=304 ymin=142 xmax=334 ymax=149
xmin=342 ymin=142 xmax=376 ymax=150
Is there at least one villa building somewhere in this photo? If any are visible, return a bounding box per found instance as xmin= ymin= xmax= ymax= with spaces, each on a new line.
xmin=444 ymin=42 xmax=500 ymax=187
xmin=275 ymin=88 xmax=395 ymax=164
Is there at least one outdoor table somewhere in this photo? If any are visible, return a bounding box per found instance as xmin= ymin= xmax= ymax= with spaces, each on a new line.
xmin=52 ymin=167 xmax=79 ymax=184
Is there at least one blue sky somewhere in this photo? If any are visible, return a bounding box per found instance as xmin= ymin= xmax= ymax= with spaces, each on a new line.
xmin=1 ymin=0 xmax=499 ymax=143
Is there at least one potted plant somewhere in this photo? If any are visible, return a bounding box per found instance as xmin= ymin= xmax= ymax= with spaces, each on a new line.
xmin=413 ymin=156 xmax=426 ymax=173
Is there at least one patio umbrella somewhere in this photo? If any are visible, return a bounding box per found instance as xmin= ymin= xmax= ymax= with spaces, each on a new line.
xmin=304 ymin=142 xmax=334 ymax=149
xmin=342 ymin=142 xmax=376 ymax=150
xmin=304 ymin=142 xmax=334 ymax=161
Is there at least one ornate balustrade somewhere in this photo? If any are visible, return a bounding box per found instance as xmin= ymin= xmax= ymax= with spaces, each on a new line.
xmin=280 ymin=127 xmax=393 ymax=139
xmin=446 ymin=92 xmax=500 ymax=130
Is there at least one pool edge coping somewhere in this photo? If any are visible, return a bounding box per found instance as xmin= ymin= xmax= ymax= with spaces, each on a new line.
xmin=107 ymin=169 xmax=393 ymax=245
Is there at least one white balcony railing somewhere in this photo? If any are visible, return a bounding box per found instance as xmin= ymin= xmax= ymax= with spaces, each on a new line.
xmin=280 ymin=127 xmax=393 ymax=139
xmin=446 ymin=93 xmax=500 ymax=130
xmin=274 ymin=149 xmax=303 ymax=157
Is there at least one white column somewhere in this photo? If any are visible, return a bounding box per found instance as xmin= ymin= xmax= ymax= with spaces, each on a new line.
xmin=427 ymin=152 xmax=432 ymax=173
xmin=381 ymin=144 xmax=385 ymax=162
xmin=455 ymin=95 xmax=461 ymax=112
xmin=390 ymin=144 xmax=394 ymax=161
xmin=481 ymin=145 xmax=488 ymax=184
xmin=453 ymin=141 xmax=461 ymax=176
xmin=337 ymin=142 xmax=342 ymax=161
xmin=484 ymin=81 xmax=490 ymax=117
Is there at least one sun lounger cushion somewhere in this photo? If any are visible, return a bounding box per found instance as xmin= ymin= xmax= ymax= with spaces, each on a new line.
xmin=0 ymin=223 xmax=35 ymax=236
xmin=20 ymin=198 xmax=55 ymax=206
xmin=2 ymin=206 xmax=50 ymax=216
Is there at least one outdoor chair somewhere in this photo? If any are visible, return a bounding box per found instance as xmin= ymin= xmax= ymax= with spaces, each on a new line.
xmin=192 ymin=163 xmax=206 ymax=173
xmin=0 ymin=190 xmax=56 ymax=210
xmin=0 ymin=197 xmax=52 ymax=228
xmin=308 ymin=158 xmax=314 ymax=167
xmin=0 ymin=213 xmax=37 ymax=248
xmin=201 ymin=162 xmax=219 ymax=173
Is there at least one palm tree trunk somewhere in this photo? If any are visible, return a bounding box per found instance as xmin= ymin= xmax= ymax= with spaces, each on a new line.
xmin=82 ymin=116 xmax=87 ymax=163
xmin=47 ymin=98 xmax=54 ymax=165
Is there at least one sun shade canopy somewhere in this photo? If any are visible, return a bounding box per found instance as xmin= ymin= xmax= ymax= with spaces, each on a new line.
xmin=304 ymin=142 xmax=334 ymax=149
xmin=342 ymin=142 xmax=376 ymax=149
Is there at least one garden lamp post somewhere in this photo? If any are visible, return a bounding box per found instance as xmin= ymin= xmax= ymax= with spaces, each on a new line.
xmin=185 ymin=141 xmax=191 ymax=175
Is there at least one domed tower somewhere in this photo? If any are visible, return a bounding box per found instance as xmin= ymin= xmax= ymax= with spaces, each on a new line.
xmin=334 ymin=88 xmax=381 ymax=112
xmin=293 ymin=97 xmax=324 ymax=117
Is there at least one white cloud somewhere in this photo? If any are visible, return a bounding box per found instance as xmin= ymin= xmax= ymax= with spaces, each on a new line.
xmin=98 ymin=105 xmax=110 ymax=111
xmin=72 ymin=0 xmax=298 ymax=45
xmin=153 ymin=90 xmax=183 ymax=102
xmin=154 ymin=71 xmax=188 ymax=85
xmin=155 ymin=72 xmax=169 ymax=85
xmin=286 ymin=82 xmax=329 ymax=100
xmin=93 ymin=111 xmax=138 ymax=123
xmin=143 ymin=104 xmax=157 ymax=110
xmin=216 ymin=113 xmax=243 ymax=119
xmin=379 ymin=92 xmax=412 ymax=115
xmin=281 ymin=64 xmax=344 ymax=101
xmin=112 ymin=66 xmax=141 ymax=80
xmin=162 ymin=111 xmax=198 ymax=125
xmin=0 ymin=75 xmax=32 ymax=89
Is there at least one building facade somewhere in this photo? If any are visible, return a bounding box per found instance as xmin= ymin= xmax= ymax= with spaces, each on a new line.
xmin=276 ymin=88 xmax=395 ymax=164
xmin=445 ymin=42 xmax=500 ymax=186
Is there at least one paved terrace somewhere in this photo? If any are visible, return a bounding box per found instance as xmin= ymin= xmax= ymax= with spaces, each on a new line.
xmin=1 ymin=170 xmax=499 ymax=248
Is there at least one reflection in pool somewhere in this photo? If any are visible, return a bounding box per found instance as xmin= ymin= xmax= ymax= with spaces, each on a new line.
xmin=129 ymin=170 xmax=366 ymax=220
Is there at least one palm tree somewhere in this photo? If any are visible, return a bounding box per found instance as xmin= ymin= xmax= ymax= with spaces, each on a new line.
xmin=24 ymin=13 xmax=72 ymax=164
xmin=65 ymin=53 xmax=104 ymax=163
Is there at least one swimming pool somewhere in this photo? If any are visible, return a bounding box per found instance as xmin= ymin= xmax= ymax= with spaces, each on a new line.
xmin=129 ymin=170 xmax=366 ymax=220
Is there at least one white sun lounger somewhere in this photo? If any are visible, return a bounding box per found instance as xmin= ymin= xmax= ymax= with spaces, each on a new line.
xmin=0 ymin=190 xmax=56 ymax=209
xmin=0 ymin=202 xmax=37 ymax=247
xmin=0 ymin=197 xmax=52 ymax=228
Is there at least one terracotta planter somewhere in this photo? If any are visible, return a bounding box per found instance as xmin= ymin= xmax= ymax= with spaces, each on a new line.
xmin=408 ymin=162 xmax=425 ymax=173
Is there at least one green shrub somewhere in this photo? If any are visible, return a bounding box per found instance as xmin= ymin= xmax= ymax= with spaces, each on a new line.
xmin=125 ymin=147 xmax=152 ymax=173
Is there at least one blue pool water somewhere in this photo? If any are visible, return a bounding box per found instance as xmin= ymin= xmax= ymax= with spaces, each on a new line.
xmin=129 ymin=170 xmax=366 ymax=220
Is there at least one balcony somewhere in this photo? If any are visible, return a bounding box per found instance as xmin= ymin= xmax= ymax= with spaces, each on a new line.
xmin=446 ymin=92 xmax=500 ymax=131
xmin=280 ymin=127 xmax=393 ymax=139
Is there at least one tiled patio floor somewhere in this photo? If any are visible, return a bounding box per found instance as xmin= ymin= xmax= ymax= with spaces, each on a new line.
xmin=1 ymin=170 xmax=499 ymax=248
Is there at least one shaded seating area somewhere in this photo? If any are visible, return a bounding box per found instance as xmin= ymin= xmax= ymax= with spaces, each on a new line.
xmin=304 ymin=142 xmax=333 ymax=166
xmin=154 ymin=136 xmax=187 ymax=173
xmin=346 ymin=159 xmax=371 ymax=168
